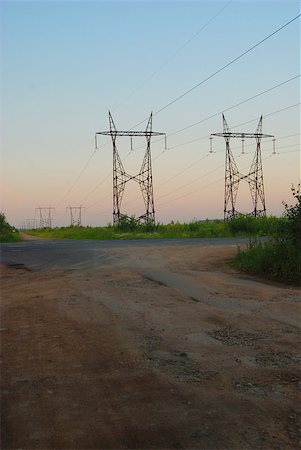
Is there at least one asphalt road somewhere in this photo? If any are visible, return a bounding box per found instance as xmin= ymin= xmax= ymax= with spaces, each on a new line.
xmin=0 ymin=237 xmax=251 ymax=271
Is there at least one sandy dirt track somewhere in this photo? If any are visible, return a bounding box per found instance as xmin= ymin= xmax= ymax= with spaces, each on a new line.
xmin=1 ymin=239 xmax=300 ymax=449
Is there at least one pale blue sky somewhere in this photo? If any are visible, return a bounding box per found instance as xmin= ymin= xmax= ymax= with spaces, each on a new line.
xmin=1 ymin=0 xmax=300 ymax=227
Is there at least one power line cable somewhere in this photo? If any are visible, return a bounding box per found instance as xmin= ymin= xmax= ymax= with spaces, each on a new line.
xmin=86 ymin=105 xmax=299 ymax=211
xmin=111 ymin=0 xmax=233 ymax=111
xmin=79 ymin=173 xmax=111 ymax=204
xmin=156 ymin=134 xmax=299 ymax=186
xmin=91 ymin=144 xmax=300 ymax=219
xmin=129 ymin=77 xmax=300 ymax=154
xmin=119 ymin=129 xmax=300 ymax=211
xmin=55 ymin=149 xmax=97 ymax=208
xmin=217 ymin=139 xmax=300 ymax=157
xmin=79 ymin=149 xmax=135 ymax=205
xmin=156 ymin=141 xmax=300 ymax=203
xmin=154 ymin=14 xmax=300 ymax=116
xmin=55 ymin=11 xmax=300 ymax=209
xmin=166 ymin=79 xmax=300 ymax=139
xmin=156 ymin=150 xmax=299 ymax=209
xmin=129 ymin=14 xmax=300 ymax=131
xmin=86 ymin=193 xmax=112 ymax=209
xmin=162 ymin=102 xmax=300 ymax=153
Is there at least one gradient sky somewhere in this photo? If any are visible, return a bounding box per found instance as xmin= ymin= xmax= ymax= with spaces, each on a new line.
xmin=1 ymin=0 xmax=300 ymax=227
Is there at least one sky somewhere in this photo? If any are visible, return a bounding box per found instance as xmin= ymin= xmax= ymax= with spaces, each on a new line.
xmin=1 ymin=0 xmax=300 ymax=228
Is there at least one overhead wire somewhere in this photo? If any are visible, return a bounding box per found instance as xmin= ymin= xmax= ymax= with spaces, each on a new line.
xmin=155 ymin=140 xmax=300 ymax=203
xmin=129 ymin=77 xmax=300 ymax=154
xmin=111 ymin=0 xmax=233 ymax=112
xmin=54 ymin=1 xmax=233 ymax=209
xmin=55 ymin=149 xmax=97 ymax=208
xmin=54 ymin=12 xmax=300 ymax=213
xmin=120 ymin=142 xmax=300 ymax=213
xmin=79 ymin=173 xmax=111 ymax=205
xmin=116 ymin=125 xmax=300 ymax=212
xmin=89 ymin=134 xmax=300 ymax=217
xmin=155 ymin=135 xmax=300 ymax=189
xmin=161 ymin=102 xmax=300 ymax=154
xmin=81 ymin=93 xmax=299 ymax=207
xmin=129 ymin=13 xmax=301 ymax=130
xmin=156 ymin=148 xmax=300 ymax=210
xmin=56 ymin=140 xmax=299 ymax=226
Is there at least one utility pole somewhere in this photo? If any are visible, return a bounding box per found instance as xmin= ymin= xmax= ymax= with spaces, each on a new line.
xmin=95 ymin=112 xmax=166 ymax=225
xmin=36 ymin=207 xmax=55 ymax=228
xmin=211 ymin=114 xmax=275 ymax=220
xmin=66 ymin=206 xmax=85 ymax=226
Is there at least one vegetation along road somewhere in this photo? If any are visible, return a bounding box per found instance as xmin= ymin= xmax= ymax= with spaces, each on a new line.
xmin=1 ymin=236 xmax=300 ymax=449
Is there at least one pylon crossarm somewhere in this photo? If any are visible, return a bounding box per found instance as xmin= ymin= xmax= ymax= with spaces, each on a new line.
xmin=211 ymin=132 xmax=274 ymax=139
xmin=96 ymin=131 xmax=165 ymax=137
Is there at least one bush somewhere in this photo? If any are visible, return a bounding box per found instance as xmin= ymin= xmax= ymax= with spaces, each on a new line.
xmin=0 ymin=212 xmax=21 ymax=242
xmin=116 ymin=215 xmax=140 ymax=232
xmin=232 ymin=185 xmax=301 ymax=284
xmin=228 ymin=214 xmax=281 ymax=236
xmin=0 ymin=212 xmax=10 ymax=233
xmin=234 ymin=238 xmax=301 ymax=284
xmin=282 ymin=184 xmax=301 ymax=244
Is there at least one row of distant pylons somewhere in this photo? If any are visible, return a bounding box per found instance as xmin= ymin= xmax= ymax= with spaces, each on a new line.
xmin=22 ymin=113 xmax=275 ymax=229
xmin=21 ymin=206 xmax=85 ymax=229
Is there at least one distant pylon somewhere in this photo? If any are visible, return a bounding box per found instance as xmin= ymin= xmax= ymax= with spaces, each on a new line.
xmin=211 ymin=115 xmax=275 ymax=220
xmin=66 ymin=206 xmax=85 ymax=226
xmin=95 ymin=112 xmax=166 ymax=225
xmin=24 ymin=219 xmax=37 ymax=229
xmin=36 ymin=207 xmax=55 ymax=228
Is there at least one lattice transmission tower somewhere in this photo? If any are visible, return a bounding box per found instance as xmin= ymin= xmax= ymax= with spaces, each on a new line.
xmin=211 ymin=114 xmax=275 ymax=220
xmin=23 ymin=219 xmax=37 ymax=229
xmin=36 ymin=207 xmax=55 ymax=228
xmin=95 ymin=112 xmax=166 ymax=225
xmin=66 ymin=206 xmax=85 ymax=226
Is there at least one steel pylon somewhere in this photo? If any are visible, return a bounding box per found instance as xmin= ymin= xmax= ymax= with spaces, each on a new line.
xmin=36 ymin=207 xmax=55 ymax=228
xmin=211 ymin=114 xmax=274 ymax=220
xmin=96 ymin=112 xmax=165 ymax=225
xmin=66 ymin=206 xmax=85 ymax=226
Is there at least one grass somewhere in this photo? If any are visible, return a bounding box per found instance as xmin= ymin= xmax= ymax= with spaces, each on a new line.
xmin=231 ymin=186 xmax=301 ymax=285
xmin=232 ymin=239 xmax=301 ymax=285
xmin=0 ymin=232 xmax=22 ymax=243
xmin=25 ymin=215 xmax=283 ymax=241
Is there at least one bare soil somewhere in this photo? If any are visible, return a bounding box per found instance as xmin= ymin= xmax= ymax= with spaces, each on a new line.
xmin=1 ymin=242 xmax=300 ymax=449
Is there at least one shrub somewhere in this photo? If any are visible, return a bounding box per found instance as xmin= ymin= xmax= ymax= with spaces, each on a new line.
xmin=0 ymin=212 xmax=20 ymax=242
xmin=232 ymin=185 xmax=301 ymax=284
xmin=282 ymin=184 xmax=301 ymax=244
xmin=234 ymin=238 xmax=301 ymax=284
xmin=116 ymin=215 xmax=141 ymax=232
xmin=228 ymin=214 xmax=281 ymax=236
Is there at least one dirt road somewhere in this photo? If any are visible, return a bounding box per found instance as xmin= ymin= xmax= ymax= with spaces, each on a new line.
xmin=1 ymin=238 xmax=300 ymax=449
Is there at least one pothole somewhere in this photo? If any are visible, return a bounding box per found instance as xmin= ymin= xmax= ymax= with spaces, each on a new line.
xmin=208 ymin=327 xmax=268 ymax=347
xmin=233 ymin=379 xmax=287 ymax=398
xmin=255 ymin=351 xmax=301 ymax=368
xmin=7 ymin=263 xmax=31 ymax=271
xmin=145 ymin=350 xmax=216 ymax=382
